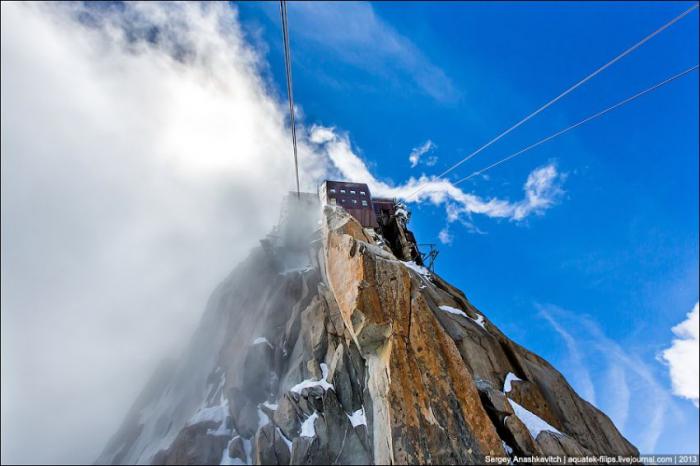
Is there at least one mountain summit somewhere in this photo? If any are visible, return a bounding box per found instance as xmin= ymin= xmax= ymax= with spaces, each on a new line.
xmin=97 ymin=194 xmax=638 ymax=465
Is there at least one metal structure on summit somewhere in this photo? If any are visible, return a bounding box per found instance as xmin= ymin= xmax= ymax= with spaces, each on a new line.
xmin=319 ymin=180 xmax=430 ymax=268
xmin=418 ymin=244 xmax=439 ymax=273
xmin=280 ymin=0 xmax=301 ymax=199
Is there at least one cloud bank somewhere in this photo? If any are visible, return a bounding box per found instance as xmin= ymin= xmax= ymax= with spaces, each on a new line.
xmin=661 ymin=302 xmax=699 ymax=407
xmin=1 ymin=2 xmax=327 ymax=463
xmin=1 ymin=2 xmax=566 ymax=464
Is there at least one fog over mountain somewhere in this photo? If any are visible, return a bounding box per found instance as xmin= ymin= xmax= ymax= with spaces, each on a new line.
xmin=1 ymin=3 xmax=571 ymax=464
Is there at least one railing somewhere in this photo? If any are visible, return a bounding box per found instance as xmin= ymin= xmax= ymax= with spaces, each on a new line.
xmin=418 ymin=243 xmax=439 ymax=273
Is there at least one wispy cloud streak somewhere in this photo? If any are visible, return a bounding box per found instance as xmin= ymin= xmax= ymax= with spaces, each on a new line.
xmin=537 ymin=304 xmax=677 ymax=453
xmin=537 ymin=305 xmax=597 ymax=405
xmin=283 ymin=2 xmax=459 ymax=102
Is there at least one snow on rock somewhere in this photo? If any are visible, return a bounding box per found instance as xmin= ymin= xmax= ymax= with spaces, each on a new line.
xmin=503 ymin=372 xmax=522 ymax=393
xmin=404 ymin=261 xmax=431 ymax=278
xmin=320 ymin=363 xmax=330 ymax=380
xmin=257 ymin=407 xmax=270 ymax=429
xmin=262 ymin=401 xmax=278 ymax=410
xmin=207 ymin=420 xmax=232 ymax=437
xmin=439 ymin=305 xmax=467 ymax=317
xmin=502 ymin=441 xmax=513 ymax=455
xmin=188 ymin=395 xmax=232 ymax=437
xmin=471 ymin=313 xmax=487 ymax=330
xmin=220 ymin=436 xmax=251 ymax=466
xmin=220 ymin=436 xmax=246 ymax=466
xmin=439 ymin=305 xmax=487 ymax=331
xmin=189 ymin=372 xmax=232 ymax=437
xmin=252 ymin=337 xmax=273 ymax=348
xmin=290 ymin=363 xmax=334 ymax=393
xmin=276 ymin=427 xmax=293 ymax=451
xmin=507 ymin=398 xmax=562 ymax=440
xmin=347 ymin=407 xmax=367 ymax=427
xmin=395 ymin=203 xmax=410 ymax=222
xmin=219 ymin=451 xmax=245 ymax=466
xmin=188 ymin=401 xmax=228 ymax=427
xmin=300 ymin=412 xmax=319 ymax=438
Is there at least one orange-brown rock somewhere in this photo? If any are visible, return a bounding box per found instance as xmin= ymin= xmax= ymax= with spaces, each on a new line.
xmin=98 ymin=202 xmax=637 ymax=465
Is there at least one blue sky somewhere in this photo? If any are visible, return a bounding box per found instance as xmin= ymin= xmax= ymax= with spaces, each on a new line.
xmin=1 ymin=2 xmax=697 ymax=463
xmin=236 ymin=1 xmax=699 ymax=454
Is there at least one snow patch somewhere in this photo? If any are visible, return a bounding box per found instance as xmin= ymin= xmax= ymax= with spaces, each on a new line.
xmin=188 ymin=402 xmax=228 ymax=427
xmin=300 ymin=412 xmax=318 ymax=437
xmin=257 ymin=406 xmax=270 ymax=429
xmin=207 ymin=420 xmax=232 ymax=437
xmin=220 ymin=436 xmax=246 ymax=465
xmin=395 ymin=204 xmax=409 ymax=221
xmin=253 ymin=337 xmax=273 ymax=348
xmin=503 ymin=372 xmax=522 ymax=393
xmin=502 ymin=440 xmax=513 ymax=455
xmin=290 ymin=363 xmax=334 ymax=393
xmin=243 ymin=438 xmax=252 ymax=464
xmin=471 ymin=313 xmax=486 ymax=330
xmin=507 ymin=399 xmax=562 ymax=440
xmin=347 ymin=407 xmax=367 ymax=427
xmin=220 ymin=451 xmax=245 ymax=465
xmin=439 ymin=305 xmax=487 ymax=330
xmin=190 ymin=375 xmax=231 ymax=436
xmin=404 ymin=261 xmax=431 ymax=278
xmin=276 ymin=427 xmax=293 ymax=451
xmin=363 ymin=241 xmax=396 ymax=261
xmin=439 ymin=305 xmax=467 ymax=317
xmin=263 ymin=401 xmax=278 ymax=411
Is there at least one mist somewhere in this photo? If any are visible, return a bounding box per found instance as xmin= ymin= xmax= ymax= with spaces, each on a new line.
xmin=0 ymin=2 xmax=328 ymax=464
xmin=1 ymin=2 xmax=566 ymax=464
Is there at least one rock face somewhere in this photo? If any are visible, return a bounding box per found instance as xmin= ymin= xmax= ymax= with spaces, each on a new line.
xmin=96 ymin=200 xmax=638 ymax=465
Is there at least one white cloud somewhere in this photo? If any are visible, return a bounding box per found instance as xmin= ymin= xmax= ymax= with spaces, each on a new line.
xmin=513 ymin=164 xmax=566 ymax=220
xmin=661 ymin=302 xmax=699 ymax=407
xmin=438 ymin=227 xmax=453 ymax=245
xmin=310 ymin=125 xmax=565 ymax=224
xmin=409 ymin=140 xmax=436 ymax=167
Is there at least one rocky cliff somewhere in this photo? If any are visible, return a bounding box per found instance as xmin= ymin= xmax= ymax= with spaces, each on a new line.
xmin=97 ymin=199 xmax=638 ymax=465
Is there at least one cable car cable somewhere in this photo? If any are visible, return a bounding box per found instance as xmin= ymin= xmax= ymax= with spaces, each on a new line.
xmin=446 ymin=64 xmax=699 ymax=187
xmin=280 ymin=0 xmax=301 ymax=198
xmin=405 ymin=3 xmax=699 ymax=201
